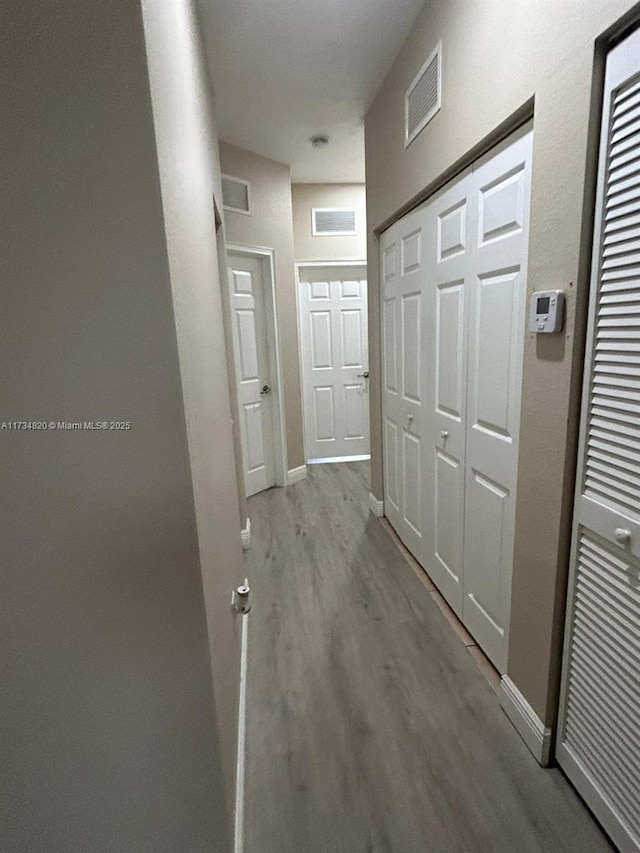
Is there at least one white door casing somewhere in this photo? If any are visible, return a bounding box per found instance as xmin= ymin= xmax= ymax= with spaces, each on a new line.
xmin=380 ymin=207 xmax=425 ymax=562
xmin=380 ymin=124 xmax=533 ymax=673
xmin=229 ymin=254 xmax=276 ymax=497
xmin=557 ymin=27 xmax=640 ymax=853
xmin=298 ymin=264 xmax=370 ymax=462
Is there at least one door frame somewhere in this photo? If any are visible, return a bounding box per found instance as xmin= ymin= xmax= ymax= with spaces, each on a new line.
xmin=227 ymin=243 xmax=288 ymax=489
xmin=294 ymin=259 xmax=368 ymax=464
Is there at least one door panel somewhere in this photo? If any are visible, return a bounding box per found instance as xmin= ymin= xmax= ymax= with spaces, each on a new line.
xmin=435 ymin=281 xmax=464 ymax=419
xmin=403 ymin=430 xmax=421 ymax=535
xmin=401 ymin=292 xmax=421 ymax=402
xmin=435 ymin=449 xmax=463 ymax=586
xmin=422 ymin=172 xmax=473 ymax=614
xmin=381 ymin=208 xmax=426 ymax=561
xmin=311 ymin=311 xmax=332 ymax=368
xmin=229 ymin=254 xmax=275 ymax=497
xmin=299 ymin=265 xmax=369 ymax=461
xmin=383 ymin=298 xmax=398 ymax=393
xmin=384 ymin=417 xmax=400 ymax=513
xmin=557 ymin=29 xmax=640 ymax=852
xmin=463 ymin=129 xmax=532 ymax=671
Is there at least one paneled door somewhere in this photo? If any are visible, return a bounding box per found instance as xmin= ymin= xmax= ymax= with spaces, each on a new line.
xmin=557 ymin=27 xmax=640 ymax=853
xmin=422 ymin=168 xmax=473 ymax=616
xmin=380 ymin=207 xmax=426 ymax=562
xmin=380 ymin=124 xmax=533 ymax=673
xmin=298 ymin=264 xmax=370 ymax=462
xmin=229 ymin=253 xmax=276 ymax=497
xmin=462 ymin=127 xmax=532 ymax=671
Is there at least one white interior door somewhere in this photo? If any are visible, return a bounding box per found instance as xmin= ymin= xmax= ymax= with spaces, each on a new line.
xmin=462 ymin=127 xmax=532 ymax=672
xmin=229 ymin=254 xmax=275 ymax=497
xmin=380 ymin=125 xmax=532 ymax=673
xmin=298 ymin=265 xmax=370 ymax=462
xmin=557 ymin=28 xmax=640 ymax=853
xmin=422 ymin=168 xmax=473 ymax=617
xmin=380 ymin=208 xmax=425 ymax=562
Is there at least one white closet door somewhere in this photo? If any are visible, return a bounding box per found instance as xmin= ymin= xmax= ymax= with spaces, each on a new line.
xmin=380 ymin=127 xmax=532 ymax=673
xmin=299 ymin=265 xmax=369 ymax=462
xmin=422 ymin=169 xmax=473 ymax=616
xmin=462 ymin=126 xmax=533 ymax=672
xmin=380 ymin=208 xmax=425 ymax=561
xmin=229 ymin=255 xmax=276 ymax=497
xmin=557 ymin=27 xmax=640 ymax=853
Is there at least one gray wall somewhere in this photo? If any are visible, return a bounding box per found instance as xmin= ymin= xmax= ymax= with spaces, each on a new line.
xmin=1 ymin=1 xmax=235 ymax=849
xmin=365 ymin=0 xmax=638 ymax=725
xmin=292 ymin=184 xmax=367 ymax=261
xmin=142 ymin=0 xmax=244 ymax=811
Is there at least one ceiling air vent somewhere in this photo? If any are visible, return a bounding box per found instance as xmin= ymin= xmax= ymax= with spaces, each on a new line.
xmin=312 ymin=208 xmax=357 ymax=236
xmin=222 ymin=174 xmax=251 ymax=215
xmin=405 ymin=42 xmax=441 ymax=147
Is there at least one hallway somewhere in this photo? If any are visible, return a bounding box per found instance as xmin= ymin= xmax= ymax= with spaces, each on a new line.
xmin=243 ymin=463 xmax=611 ymax=853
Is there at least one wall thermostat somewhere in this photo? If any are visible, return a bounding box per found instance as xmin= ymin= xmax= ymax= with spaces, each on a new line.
xmin=529 ymin=290 xmax=565 ymax=333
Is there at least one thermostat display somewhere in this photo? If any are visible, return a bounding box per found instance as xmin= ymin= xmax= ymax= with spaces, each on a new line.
xmin=529 ymin=290 xmax=565 ymax=334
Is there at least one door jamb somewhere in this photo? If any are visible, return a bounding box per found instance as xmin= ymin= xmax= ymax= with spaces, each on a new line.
xmin=227 ymin=244 xmax=288 ymax=489
xmin=295 ymin=260 xmax=368 ymax=462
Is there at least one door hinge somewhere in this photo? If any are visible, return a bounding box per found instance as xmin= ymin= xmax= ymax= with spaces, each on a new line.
xmin=231 ymin=578 xmax=251 ymax=614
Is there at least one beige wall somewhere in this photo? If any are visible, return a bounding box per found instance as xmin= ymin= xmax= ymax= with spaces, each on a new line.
xmin=220 ymin=142 xmax=305 ymax=471
xmin=365 ymin=0 xmax=638 ymax=726
xmin=142 ymin=0 xmax=245 ymax=825
xmin=1 ymin=0 xmax=234 ymax=849
xmin=292 ymin=183 xmax=367 ymax=261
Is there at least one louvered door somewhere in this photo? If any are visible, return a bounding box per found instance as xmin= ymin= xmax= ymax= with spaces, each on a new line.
xmin=557 ymin=26 xmax=640 ymax=853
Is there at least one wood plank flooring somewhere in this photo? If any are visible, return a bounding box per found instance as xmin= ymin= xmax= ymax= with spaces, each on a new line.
xmin=242 ymin=462 xmax=611 ymax=853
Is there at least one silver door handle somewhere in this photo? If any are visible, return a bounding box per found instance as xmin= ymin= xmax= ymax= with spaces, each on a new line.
xmin=357 ymin=371 xmax=370 ymax=378
xmin=260 ymin=385 xmax=272 ymax=396
xmin=407 ymin=414 xmax=414 ymax=423
xmin=441 ymin=430 xmax=449 ymax=439
xmin=615 ymin=528 xmax=631 ymax=545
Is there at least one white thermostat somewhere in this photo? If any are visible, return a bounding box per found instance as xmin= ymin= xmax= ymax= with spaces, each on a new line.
xmin=529 ymin=290 xmax=565 ymax=333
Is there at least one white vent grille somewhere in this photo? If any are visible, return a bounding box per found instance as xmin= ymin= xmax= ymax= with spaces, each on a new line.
xmin=405 ymin=43 xmax=441 ymax=147
xmin=563 ymin=531 xmax=640 ymax=845
xmin=583 ymin=74 xmax=640 ymax=519
xmin=222 ymin=174 xmax=251 ymax=214
xmin=312 ymin=208 xmax=357 ymax=236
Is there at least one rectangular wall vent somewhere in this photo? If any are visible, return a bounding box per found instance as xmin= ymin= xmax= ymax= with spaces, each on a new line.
xmin=405 ymin=43 xmax=441 ymax=147
xmin=222 ymin=174 xmax=251 ymax=215
xmin=312 ymin=208 xmax=357 ymax=236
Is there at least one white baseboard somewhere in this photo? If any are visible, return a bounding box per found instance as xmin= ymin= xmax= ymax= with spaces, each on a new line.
xmin=307 ymin=454 xmax=371 ymax=464
xmin=287 ymin=465 xmax=308 ymax=485
xmin=234 ymin=613 xmax=249 ymax=853
xmin=500 ymin=675 xmax=552 ymax=766
xmin=368 ymin=492 xmax=384 ymax=518
xmin=240 ymin=518 xmax=251 ymax=551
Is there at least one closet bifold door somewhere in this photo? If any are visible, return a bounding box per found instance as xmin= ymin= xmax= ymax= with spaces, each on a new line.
xmin=421 ymin=169 xmax=474 ymax=618
xmin=557 ymin=26 xmax=640 ymax=853
xmin=380 ymin=207 xmax=426 ymax=564
xmin=462 ymin=126 xmax=533 ymax=673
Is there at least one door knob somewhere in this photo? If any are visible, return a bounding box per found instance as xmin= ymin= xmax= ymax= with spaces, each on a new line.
xmin=441 ymin=430 xmax=449 ymax=439
xmin=407 ymin=414 xmax=414 ymax=422
xmin=260 ymin=384 xmax=272 ymax=396
xmin=357 ymin=371 xmax=370 ymax=378
xmin=615 ymin=528 xmax=631 ymax=545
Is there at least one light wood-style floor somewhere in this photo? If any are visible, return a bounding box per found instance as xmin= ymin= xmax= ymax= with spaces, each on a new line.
xmin=243 ymin=462 xmax=611 ymax=853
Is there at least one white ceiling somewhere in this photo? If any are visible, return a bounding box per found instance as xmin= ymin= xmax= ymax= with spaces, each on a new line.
xmin=196 ymin=0 xmax=426 ymax=183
